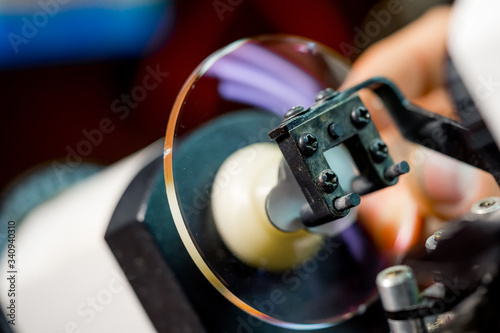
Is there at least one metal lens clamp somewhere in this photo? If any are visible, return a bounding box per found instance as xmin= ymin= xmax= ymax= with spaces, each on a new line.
xmin=268 ymin=77 xmax=500 ymax=229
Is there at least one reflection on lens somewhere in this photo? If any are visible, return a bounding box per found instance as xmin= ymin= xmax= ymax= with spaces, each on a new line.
xmin=164 ymin=35 xmax=387 ymax=328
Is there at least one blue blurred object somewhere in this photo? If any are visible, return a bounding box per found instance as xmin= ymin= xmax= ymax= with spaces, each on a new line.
xmin=0 ymin=0 xmax=174 ymax=68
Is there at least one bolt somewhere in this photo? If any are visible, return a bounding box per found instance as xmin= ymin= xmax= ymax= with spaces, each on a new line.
xmin=376 ymin=265 xmax=419 ymax=311
xmin=386 ymin=268 xmax=405 ymax=279
xmin=315 ymin=88 xmax=337 ymax=102
xmin=333 ymin=193 xmax=360 ymax=212
xmin=376 ymin=265 xmax=425 ymax=333
xmin=425 ymin=230 xmax=445 ymax=254
xmin=328 ymin=123 xmax=344 ymax=139
xmin=471 ymin=196 xmax=500 ymax=215
xmin=434 ymin=230 xmax=444 ymax=241
xmin=370 ymin=139 xmax=389 ymax=163
xmin=318 ymin=169 xmax=338 ymax=193
xmin=284 ymin=105 xmax=306 ymax=120
xmin=384 ymin=161 xmax=410 ymax=181
xmin=351 ymin=106 xmax=371 ymax=128
xmin=298 ymin=133 xmax=318 ymax=156
xmin=480 ymin=199 xmax=495 ymax=208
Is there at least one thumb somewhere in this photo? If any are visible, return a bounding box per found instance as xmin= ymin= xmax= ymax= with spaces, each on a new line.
xmin=408 ymin=147 xmax=500 ymax=219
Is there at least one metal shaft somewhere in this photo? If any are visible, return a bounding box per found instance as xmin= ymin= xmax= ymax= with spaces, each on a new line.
xmin=376 ymin=265 xmax=427 ymax=333
xmin=333 ymin=193 xmax=360 ymax=211
xmin=385 ymin=161 xmax=410 ymax=181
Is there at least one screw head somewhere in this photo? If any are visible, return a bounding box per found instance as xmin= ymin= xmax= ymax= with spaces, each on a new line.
xmin=480 ymin=199 xmax=496 ymax=208
xmin=284 ymin=105 xmax=306 ymax=120
xmin=433 ymin=230 xmax=444 ymax=241
xmin=471 ymin=196 xmax=500 ymax=215
xmin=318 ymin=169 xmax=338 ymax=193
xmin=328 ymin=123 xmax=344 ymax=139
xmin=315 ymin=88 xmax=337 ymax=102
xmin=370 ymin=139 xmax=389 ymax=163
xmin=386 ymin=268 xmax=406 ymax=279
xmin=299 ymin=133 xmax=318 ymax=156
xmin=351 ymin=106 xmax=371 ymax=128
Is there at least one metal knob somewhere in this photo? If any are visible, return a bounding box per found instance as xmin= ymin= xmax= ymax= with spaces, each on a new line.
xmin=376 ymin=265 xmax=427 ymax=333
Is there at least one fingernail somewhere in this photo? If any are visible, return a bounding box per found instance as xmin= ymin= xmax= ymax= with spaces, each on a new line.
xmin=421 ymin=150 xmax=478 ymax=203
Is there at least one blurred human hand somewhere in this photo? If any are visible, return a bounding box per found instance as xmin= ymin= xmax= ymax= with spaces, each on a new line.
xmin=340 ymin=6 xmax=500 ymax=254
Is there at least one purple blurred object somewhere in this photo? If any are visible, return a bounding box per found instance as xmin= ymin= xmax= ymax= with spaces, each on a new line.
xmin=207 ymin=41 xmax=321 ymax=115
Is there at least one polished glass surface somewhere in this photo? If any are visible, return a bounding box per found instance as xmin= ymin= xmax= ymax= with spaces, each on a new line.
xmin=164 ymin=35 xmax=387 ymax=328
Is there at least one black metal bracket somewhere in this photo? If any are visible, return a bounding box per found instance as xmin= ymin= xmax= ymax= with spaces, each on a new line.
xmin=269 ymin=83 xmax=407 ymax=227
xmin=269 ymin=77 xmax=500 ymax=228
xmin=341 ymin=77 xmax=497 ymax=175
xmin=105 ymin=156 xmax=207 ymax=333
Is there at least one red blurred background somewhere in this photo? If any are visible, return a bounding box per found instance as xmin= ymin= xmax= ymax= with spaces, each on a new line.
xmin=0 ymin=0 xmax=444 ymax=192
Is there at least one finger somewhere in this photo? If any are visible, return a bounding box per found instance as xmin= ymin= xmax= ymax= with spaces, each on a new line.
xmin=406 ymin=147 xmax=500 ymax=220
xmin=340 ymin=6 xmax=452 ymax=99
xmin=357 ymin=130 xmax=423 ymax=257
xmin=357 ymin=177 xmax=422 ymax=257
xmin=412 ymin=86 xmax=457 ymax=119
xmin=357 ymin=85 xmax=455 ymax=132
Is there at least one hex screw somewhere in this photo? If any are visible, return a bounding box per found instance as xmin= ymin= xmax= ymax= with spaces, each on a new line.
xmin=284 ymin=105 xmax=306 ymax=120
xmin=328 ymin=123 xmax=344 ymax=139
xmin=480 ymin=200 xmax=495 ymax=208
xmin=471 ymin=197 xmax=500 ymax=215
xmin=318 ymin=169 xmax=338 ymax=193
xmin=370 ymin=139 xmax=389 ymax=163
xmin=433 ymin=230 xmax=444 ymax=241
xmin=385 ymin=161 xmax=410 ymax=181
xmin=298 ymin=134 xmax=318 ymax=156
xmin=315 ymin=88 xmax=337 ymax=102
xmin=333 ymin=193 xmax=360 ymax=212
xmin=351 ymin=106 xmax=371 ymax=128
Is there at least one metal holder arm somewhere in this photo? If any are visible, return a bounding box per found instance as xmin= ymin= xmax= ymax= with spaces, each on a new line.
xmin=340 ymin=77 xmax=498 ymax=177
xmin=268 ymin=77 xmax=500 ymax=228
